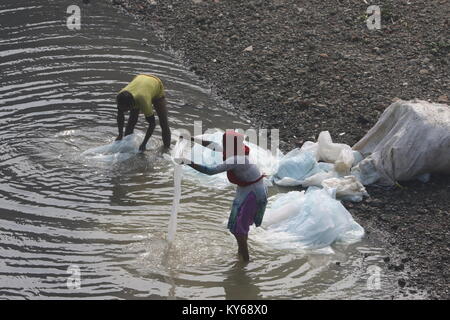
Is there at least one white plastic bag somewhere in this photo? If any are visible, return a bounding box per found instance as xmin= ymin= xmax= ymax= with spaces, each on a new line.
xmin=302 ymin=171 xmax=337 ymax=187
xmin=317 ymin=131 xmax=353 ymax=163
xmin=321 ymin=176 xmax=368 ymax=202
xmin=334 ymin=148 xmax=355 ymax=174
xmin=261 ymin=191 xmax=305 ymax=228
xmin=81 ymin=132 xmax=144 ymax=163
xmin=273 ymin=149 xmax=321 ymax=186
xmin=257 ymin=187 xmax=364 ymax=251
xmin=300 ymin=141 xmax=319 ymax=160
xmin=350 ymin=156 xmax=381 ymax=186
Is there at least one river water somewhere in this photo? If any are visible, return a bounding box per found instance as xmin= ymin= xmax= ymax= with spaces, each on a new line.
xmin=0 ymin=0 xmax=422 ymax=299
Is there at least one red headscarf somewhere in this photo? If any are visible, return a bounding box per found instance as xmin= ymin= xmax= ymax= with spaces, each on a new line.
xmin=222 ymin=130 xmax=249 ymax=161
xmin=222 ymin=131 xmax=264 ymax=187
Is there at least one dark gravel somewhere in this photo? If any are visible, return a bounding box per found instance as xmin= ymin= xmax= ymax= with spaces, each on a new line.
xmin=106 ymin=0 xmax=450 ymax=299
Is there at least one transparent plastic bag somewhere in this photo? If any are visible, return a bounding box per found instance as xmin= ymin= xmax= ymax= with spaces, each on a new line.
xmin=81 ymin=132 xmax=144 ymax=163
xmin=258 ymin=188 xmax=364 ymax=250
xmin=334 ymin=148 xmax=355 ymax=174
xmin=321 ymin=176 xmax=368 ymax=202
xmin=317 ymin=131 xmax=353 ymax=163
xmin=350 ymin=156 xmax=381 ymax=186
xmin=273 ymin=149 xmax=321 ymax=186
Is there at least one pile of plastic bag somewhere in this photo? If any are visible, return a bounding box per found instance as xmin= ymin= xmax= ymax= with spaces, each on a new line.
xmin=253 ymin=188 xmax=364 ymax=253
xmin=272 ymin=130 xmax=368 ymax=202
xmin=271 ymin=99 xmax=450 ymax=195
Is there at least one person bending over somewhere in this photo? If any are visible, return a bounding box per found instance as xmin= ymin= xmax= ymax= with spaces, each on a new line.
xmin=116 ymin=74 xmax=171 ymax=151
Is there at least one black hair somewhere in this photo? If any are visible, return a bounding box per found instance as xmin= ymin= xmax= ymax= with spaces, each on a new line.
xmin=116 ymin=91 xmax=134 ymax=110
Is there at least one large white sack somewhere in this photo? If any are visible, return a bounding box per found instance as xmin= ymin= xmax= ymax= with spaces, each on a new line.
xmin=353 ymin=99 xmax=450 ymax=185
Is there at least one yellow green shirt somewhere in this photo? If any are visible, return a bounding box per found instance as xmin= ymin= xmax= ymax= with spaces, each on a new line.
xmin=119 ymin=74 xmax=165 ymax=116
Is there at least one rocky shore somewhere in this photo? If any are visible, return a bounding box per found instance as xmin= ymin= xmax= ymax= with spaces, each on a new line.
xmin=106 ymin=0 xmax=449 ymax=299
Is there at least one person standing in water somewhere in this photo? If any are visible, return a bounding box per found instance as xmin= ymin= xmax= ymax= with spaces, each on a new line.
xmin=181 ymin=131 xmax=268 ymax=262
xmin=116 ymin=74 xmax=171 ymax=151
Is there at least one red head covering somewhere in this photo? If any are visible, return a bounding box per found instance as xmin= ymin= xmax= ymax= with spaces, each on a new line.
xmin=222 ymin=131 xmax=264 ymax=186
xmin=222 ymin=130 xmax=250 ymax=161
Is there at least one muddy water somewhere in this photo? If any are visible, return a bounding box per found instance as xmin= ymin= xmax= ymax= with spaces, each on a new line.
xmin=0 ymin=0 xmax=422 ymax=299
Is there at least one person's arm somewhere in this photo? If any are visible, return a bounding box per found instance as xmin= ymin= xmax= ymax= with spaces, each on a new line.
xmin=124 ymin=108 xmax=139 ymax=136
xmin=185 ymin=158 xmax=239 ymax=176
xmin=190 ymin=136 xmax=223 ymax=151
xmin=139 ymin=115 xmax=156 ymax=152
xmin=116 ymin=110 xmax=125 ymax=140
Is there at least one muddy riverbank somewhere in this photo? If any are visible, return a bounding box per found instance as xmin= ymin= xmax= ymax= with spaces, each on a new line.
xmin=108 ymin=0 xmax=449 ymax=299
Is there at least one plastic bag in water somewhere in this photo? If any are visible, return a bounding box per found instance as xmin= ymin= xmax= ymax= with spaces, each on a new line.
xmin=81 ymin=132 xmax=144 ymax=163
xmin=256 ymin=187 xmax=364 ymax=251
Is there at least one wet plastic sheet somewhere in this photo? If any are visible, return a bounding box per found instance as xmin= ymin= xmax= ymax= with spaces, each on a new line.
xmin=255 ymin=188 xmax=364 ymax=252
xmin=269 ymin=133 xmax=369 ymax=201
xmin=81 ymin=132 xmax=144 ymax=163
xmin=353 ymin=99 xmax=450 ymax=185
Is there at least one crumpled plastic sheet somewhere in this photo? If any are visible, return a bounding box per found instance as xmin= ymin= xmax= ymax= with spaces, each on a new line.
xmin=272 ymin=132 xmax=369 ymax=202
xmin=253 ymin=187 xmax=365 ymax=253
xmin=322 ymin=176 xmax=369 ymax=202
xmin=272 ymin=149 xmax=322 ymax=186
xmin=81 ymin=132 xmax=145 ymax=163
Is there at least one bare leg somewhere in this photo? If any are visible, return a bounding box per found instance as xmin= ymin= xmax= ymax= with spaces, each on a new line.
xmin=233 ymin=234 xmax=250 ymax=262
xmin=153 ymin=97 xmax=171 ymax=148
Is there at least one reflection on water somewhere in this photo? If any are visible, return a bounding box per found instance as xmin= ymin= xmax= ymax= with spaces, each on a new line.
xmin=0 ymin=0 xmax=424 ymax=299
